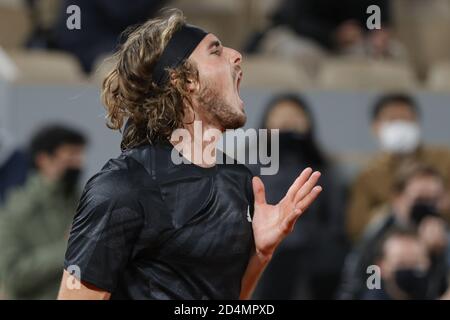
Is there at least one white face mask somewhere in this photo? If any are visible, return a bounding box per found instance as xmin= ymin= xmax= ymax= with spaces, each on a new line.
xmin=378 ymin=120 xmax=421 ymax=154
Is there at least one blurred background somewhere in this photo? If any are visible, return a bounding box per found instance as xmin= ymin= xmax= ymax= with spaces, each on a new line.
xmin=1 ymin=0 xmax=450 ymax=300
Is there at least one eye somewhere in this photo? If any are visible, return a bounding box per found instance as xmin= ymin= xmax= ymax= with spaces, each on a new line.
xmin=212 ymin=50 xmax=220 ymax=56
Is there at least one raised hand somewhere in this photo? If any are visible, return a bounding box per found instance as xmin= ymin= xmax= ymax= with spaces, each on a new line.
xmin=251 ymin=167 xmax=322 ymax=258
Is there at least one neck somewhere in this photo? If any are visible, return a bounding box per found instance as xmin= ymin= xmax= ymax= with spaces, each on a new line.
xmin=170 ymin=118 xmax=222 ymax=168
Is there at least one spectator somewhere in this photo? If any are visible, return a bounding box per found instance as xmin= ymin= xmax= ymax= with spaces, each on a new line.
xmin=362 ymin=228 xmax=433 ymax=300
xmin=50 ymin=0 xmax=168 ymax=73
xmin=24 ymin=0 xmax=63 ymax=49
xmin=347 ymin=93 xmax=450 ymax=241
xmin=245 ymin=0 xmax=407 ymax=74
xmin=0 ymin=125 xmax=87 ymax=299
xmin=0 ymin=128 xmax=29 ymax=205
xmin=340 ymin=163 xmax=449 ymax=299
xmin=251 ymin=93 xmax=348 ymax=299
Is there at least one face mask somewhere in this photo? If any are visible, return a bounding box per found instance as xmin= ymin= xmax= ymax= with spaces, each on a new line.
xmin=61 ymin=168 xmax=82 ymax=196
xmin=277 ymin=131 xmax=324 ymax=166
xmin=410 ymin=200 xmax=439 ymax=226
xmin=394 ymin=268 xmax=429 ymax=299
xmin=278 ymin=131 xmax=312 ymax=148
xmin=379 ymin=121 xmax=421 ymax=154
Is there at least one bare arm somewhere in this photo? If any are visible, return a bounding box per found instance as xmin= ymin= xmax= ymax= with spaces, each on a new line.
xmin=239 ymin=252 xmax=271 ymax=300
xmin=57 ymin=270 xmax=111 ymax=300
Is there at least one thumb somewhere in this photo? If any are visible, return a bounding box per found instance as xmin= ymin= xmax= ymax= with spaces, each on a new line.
xmin=252 ymin=176 xmax=266 ymax=205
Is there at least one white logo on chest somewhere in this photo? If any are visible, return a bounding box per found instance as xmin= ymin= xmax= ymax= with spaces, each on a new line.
xmin=246 ymin=205 xmax=252 ymax=222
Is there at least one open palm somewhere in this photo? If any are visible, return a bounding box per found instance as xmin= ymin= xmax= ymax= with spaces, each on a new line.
xmin=251 ymin=167 xmax=322 ymax=257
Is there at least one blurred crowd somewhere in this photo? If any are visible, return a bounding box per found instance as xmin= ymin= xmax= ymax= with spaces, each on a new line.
xmin=23 ymin=0 xmax=401 ymax=74
xmin=0 ymin=125 xmax=87 ymax=299
xmin=1 ymin=92 xmax=450 ymax=300
xmin=24 ymin=0 xmax=168 ymax=73
xmin=1 ymin=0 xmax=450 ymax=300
xmin=1 ymin=0 xmax=450 ymax=87
xmin=249 ymin=92 xmax=450 ymax=300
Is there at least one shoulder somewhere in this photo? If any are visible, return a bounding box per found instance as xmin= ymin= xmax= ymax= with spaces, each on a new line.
xmin=351 ymin=153 xmax=392 ymax=188
xmin=0 ymin=174 xmax=49 ymax=214
xmin=421 ymin=145 xmax=450 ymax=160
xmin=72 ymin=156 xmax=149 ymax=235
xmin=361 ymin=153 xmax=391 ymax=175
xmin=360 ymin=208 xmax=394 ymax=244
xmin=218 ymin=161 xmax=255 ymax=191
xmin=80 ymin=145 xmax=161 ymax=207
xmin=227 ymin=163 xmax=254 ymax=179
xmin=84 ymin=164 xmax=136 ymax=201
xmin=5 ymin=150 xmax=29 ymax=169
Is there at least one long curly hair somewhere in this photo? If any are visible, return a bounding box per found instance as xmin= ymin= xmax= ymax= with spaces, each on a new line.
xmin=101 ymin=9 xmax=198 ymax=151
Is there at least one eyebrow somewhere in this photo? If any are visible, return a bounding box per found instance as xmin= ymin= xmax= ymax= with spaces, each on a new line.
xmin=208 ymin=40 xmax=222 ymax=50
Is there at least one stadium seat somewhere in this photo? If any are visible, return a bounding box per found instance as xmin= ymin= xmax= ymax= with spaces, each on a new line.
xmin=392 ymin=0 xmax=450 ymax=78
xmin=0 ymin=3 xmax=31 ymax=48
xmin=89 ymin=54 xmax=117 ymax=86
xmin=426 ymin=61 xmax=450 ymax=92
xmin=7 ymin=49 xmax=86 ymax=84
xmin=317 ymin=57 xmax=419 ymax=90
xmin=246 ymin=0 xmax=280 ymax=30
xmin=241 ymin=55 xmax=314 ymax=90
xmin=171 ymin=0 xmax=248 ymax=49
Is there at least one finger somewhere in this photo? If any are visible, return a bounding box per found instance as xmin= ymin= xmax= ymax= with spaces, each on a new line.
xmin=285 ymin=167 xmax=313 ymax=201
xmin=252 ymin=176 xmax=266 ymax=205
xmin=283 ymin=206 xmax=304 ymax=234
xmin=293 ymin=171 xmax=321 ymax=204
xmin=295 ymin=186 xmax=322 ymax=212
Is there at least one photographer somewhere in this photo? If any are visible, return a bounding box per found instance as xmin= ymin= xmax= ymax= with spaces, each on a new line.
xmin=339 ymin=163 xmax=449 ymax=299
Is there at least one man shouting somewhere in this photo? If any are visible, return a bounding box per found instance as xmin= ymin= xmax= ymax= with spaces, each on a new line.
xmin=57 ymin=9 xmax=322 ymax=300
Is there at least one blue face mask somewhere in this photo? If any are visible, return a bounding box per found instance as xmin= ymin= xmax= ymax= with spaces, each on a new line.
xmin=394 ymin=268 xmax=429 ymax=299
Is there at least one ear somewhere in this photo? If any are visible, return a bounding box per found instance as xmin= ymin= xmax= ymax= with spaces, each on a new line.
xmin=34 ymin=152 xmax=49 ymax=170
xmin=186 ymin=76 xmax=199 ymax=93
xmin=169 ymin=72 xmax=199 ymax=93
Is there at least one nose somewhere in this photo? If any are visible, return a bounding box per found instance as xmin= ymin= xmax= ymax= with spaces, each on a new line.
xmin=227 ymin=47 xmax=242 ymax=67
